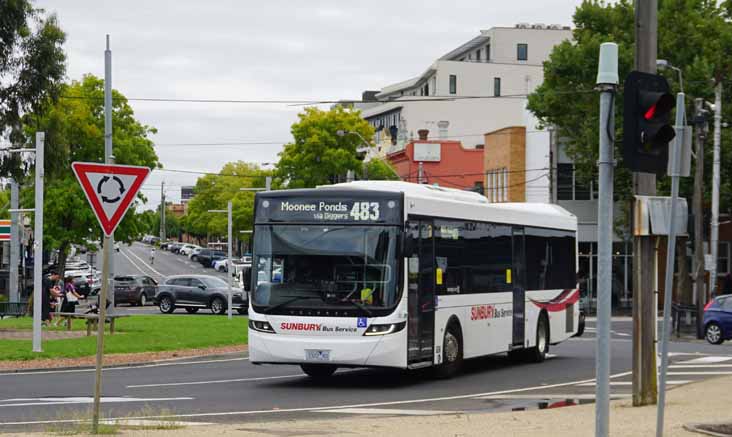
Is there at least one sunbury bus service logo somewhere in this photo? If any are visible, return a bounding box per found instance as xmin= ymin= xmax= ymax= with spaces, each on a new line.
xmin=280 ymin=322 xmax=359 ymax=334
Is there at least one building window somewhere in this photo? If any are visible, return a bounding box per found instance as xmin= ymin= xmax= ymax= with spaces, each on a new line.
xmin=474 ymin=181 xmax=484 ymax=194
xmin=449 ymin=75 xmax=457 ymax=94
xmin=502 ymin=168 xmax=508 ymax=201
xmin=517 ymin=43 xmax=528 ymax=61
xmin=476 ymin=48 xmax=482 ymax=61
xmin=557 ymin=163 xmax=573 ymax=200
xmin=719 ymin=242 xmax=730 ymax=274
xmin=494 ymin=77 xmax=501 ymax=97
xmin=486 ymin=44 xmax=491 ymax=61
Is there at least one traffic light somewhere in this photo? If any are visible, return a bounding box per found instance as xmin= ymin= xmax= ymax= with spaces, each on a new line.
xmin=623 ymin=71 xmax=676 ymax=174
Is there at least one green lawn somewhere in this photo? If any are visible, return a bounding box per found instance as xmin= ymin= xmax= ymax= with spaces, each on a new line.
xmin=0 ymin=315 xmax=248 ymax=361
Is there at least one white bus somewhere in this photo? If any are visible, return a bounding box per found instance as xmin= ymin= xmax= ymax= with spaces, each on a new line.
xmin=248 ymin=181 xmax=582 ymax=378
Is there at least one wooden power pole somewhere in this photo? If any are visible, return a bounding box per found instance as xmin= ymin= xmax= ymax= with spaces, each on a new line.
xmin=632 ymin=0 xmax=658 ymax=406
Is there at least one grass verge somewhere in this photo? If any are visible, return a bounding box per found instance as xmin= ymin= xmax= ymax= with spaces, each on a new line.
xmin=0 ymin=315 xmax=247 ymax=361
xmin=46 ymin=406 xmax=184 ymax=435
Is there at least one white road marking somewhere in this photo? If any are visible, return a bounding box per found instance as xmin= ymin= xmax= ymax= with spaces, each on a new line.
xmin=0 ymin=356 xmax=249 ymax=377
xmin=128 ymin=374 xmax=303 ymax=388
xmin=667 ymin=371 xmax=732 ymax=376
xmin=0 ymin=371 xmax=634 ymax=426
xmin=118 ymin=249 xmax=154 ymax=277
xmin=677 ymin=356 xmax=732 ymax=364
xmin=0 ymin=396 xmax=193 ymax=408
xmin=124 ymin=246 xmax=165 ymax=277
xmin=318 ymin=408 xmax=457 ymax=416
xmin=475 ymin=393 xmax=631 ymax=400
xmin=100 ymin=419 xmax=212 ymax=426
xmin=577 ymin=380 xmax=690 ymax=387
xmin=669 ymin=364 xmax=732 ymax=368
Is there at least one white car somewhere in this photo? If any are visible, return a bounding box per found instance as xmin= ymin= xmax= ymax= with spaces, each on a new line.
xmin=212 ymin=258 xmax=229 ymax=272
xmin=188 ymin=247 xmax=203 ymax=260
xmin=179 ymin=244 xmax=199 ymax=256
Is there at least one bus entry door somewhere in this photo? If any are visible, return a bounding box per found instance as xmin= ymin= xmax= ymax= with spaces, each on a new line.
xmin=407 ymin=221 xmax=435 ymax=365
xmin=512 ymin=227 xmax=526 ymax=348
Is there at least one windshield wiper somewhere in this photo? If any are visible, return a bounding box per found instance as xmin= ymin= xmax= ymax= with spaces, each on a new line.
xmin=261 ymin=295 xmax=323 ymax=314
xmin=340 ymin=299 xmax=373 ymax=317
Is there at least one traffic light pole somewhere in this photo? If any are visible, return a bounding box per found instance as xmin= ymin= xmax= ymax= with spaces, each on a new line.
xmin=709 ymin=82 xmax=722 ymax=297
xmin=632 ymin=0 xmax=659 ymax=407
xmin=656 ymin=92 xmax=685 ymax=437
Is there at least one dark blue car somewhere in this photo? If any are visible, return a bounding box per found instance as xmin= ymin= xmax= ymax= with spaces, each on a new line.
xmin=703 ymin=295 xmax=732 ymax=344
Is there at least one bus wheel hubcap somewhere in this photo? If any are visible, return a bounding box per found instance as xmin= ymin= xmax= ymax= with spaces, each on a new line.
xmin=538 ymin=324 xmax=547 ymax=351
xmin=445 ymin=332 xmax=459 ymax=363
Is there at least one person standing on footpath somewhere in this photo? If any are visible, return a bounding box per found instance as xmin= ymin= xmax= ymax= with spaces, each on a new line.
xmin=42 ymin=271 xmax=62 ymax=326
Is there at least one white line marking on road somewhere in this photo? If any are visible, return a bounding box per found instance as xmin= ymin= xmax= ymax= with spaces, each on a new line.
xmin=577 ymin=380 xmax=690 ymax=387
xmin=667 ymin=371 xmax=732 ymax=376
xmin=677 ymin=356 xmax=732 ymax=364
xmin=0 ymin=371 xmax=634 ymax=426
xmin=0 ymin=357 xmax=249 ymax=377
xmin=125 ymin=246 xmax=165 ymax=277
xmin=474 ymin=394 xmax=631 ymax=400
xmin=318 ymin=408 xmax=457 ymax=416
xmin=0 ymin=396 xmax=193 ymax=408
xmin=100 ymin=419 xmax=212 ymax=427
xmin=669 ymin=364 xmax=732 ymax=368
xmin=118 ymin=249 xmax=153 ymax=277
xmin=128 ymin=374 xmax=303 ymax=388
xmin=612 ymin=331 xmax=631 ymax=337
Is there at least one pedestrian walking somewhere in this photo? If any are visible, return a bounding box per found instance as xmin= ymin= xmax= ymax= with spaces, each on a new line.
xmin=150 ymin=247 xmax=155 ymax=265
xmin=42 ymin=271 xmax=62 ymax=327
xmin=61 ymin=276 xmax=82 ymax=313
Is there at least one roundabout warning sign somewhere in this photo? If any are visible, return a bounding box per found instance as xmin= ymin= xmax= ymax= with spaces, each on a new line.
xmin=72 ymin=162 xmax=151 ymax=236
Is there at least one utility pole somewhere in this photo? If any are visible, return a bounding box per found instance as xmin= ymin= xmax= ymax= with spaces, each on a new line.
xmin=346 ymin=170 xmax=354 ymax=183
xmin=227 ymin=201 xmax=233 ymax=319
xmin=709 ymin=82 xmax=722 ymax=297
xmin=693 ymin=98 xmax=708 ymax=339
xmin=632 ymin=0 xmax=659 ymax=407
xmin=595 ymin=42 xmax=618 ymax=437
xmin=9 ymin=180 xmax=19 ymax=302
xmin=160 ymin=181 xmax=166 ymax=242
xmin=104 ymin=35 xmax=116 ymax=310
xmin=418 ymin=162 xmax=424 ymax=184
xmin=33 ymin=133 xmax=44 ymax=353
xmin=265 ymin=176 xmax=272 ymax=191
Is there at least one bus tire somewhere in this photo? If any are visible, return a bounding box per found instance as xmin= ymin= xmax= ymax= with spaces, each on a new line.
xmin=527 ymin=313 xmax=549 ymax=363
xmin=300 ymin=364 xmax=337 ymax=379
xmin=574 ymin=311 xmax=585 ymax=337
xmin=434 ymin=323 xmax=463 ymax=379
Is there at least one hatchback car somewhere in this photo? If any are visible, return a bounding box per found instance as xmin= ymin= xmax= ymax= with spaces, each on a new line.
xmin=703 ymin=295 xmax=732 ymax=344
xmin=179 ymin=244 xmax=199 ymax=256
xmin=196 ymin=249 xmax=227 ymax=268
xmin=113 ymin=275 xmax=158 ymax=306
xmin=154 ymin=275 xmax=247 ymax=315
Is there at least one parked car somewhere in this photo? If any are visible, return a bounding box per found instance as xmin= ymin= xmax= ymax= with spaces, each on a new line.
xmin=113 ymin=275 xmax=158 ymax=306
xmin=196 ymin=249 xmax=227 ymax=268
xmin=179 ymin=244 xmax=199 ymax=256
xmin=154 ymin=275 xmax=247 ymax=315
xmin=159 ymin=241 xmax=170 ymax=250
xmin=703 ymin=295 xmax=732 ymax=344
xmin=169 ymin=242 xmax=184 ymax=253
xmin=188 ymin=247 xmax=203 ymax=260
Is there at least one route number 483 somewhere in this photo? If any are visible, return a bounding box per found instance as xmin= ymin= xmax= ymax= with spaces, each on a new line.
xmin=350 ymin=202 xmax=380 ymax=221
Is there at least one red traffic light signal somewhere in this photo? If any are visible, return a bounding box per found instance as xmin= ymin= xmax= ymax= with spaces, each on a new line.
xmin=623 ymin=71 xmax=675 ymax=174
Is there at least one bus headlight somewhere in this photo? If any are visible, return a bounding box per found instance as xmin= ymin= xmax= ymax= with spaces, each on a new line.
xmin=249 ymin=320 xmax=275 ymax=333
xmin=363 ymin=322 xmax=406 ymax=336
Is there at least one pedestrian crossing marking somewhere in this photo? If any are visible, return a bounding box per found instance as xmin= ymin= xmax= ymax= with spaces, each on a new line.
xmin=677 ymin=356 xmax=732 ymax=364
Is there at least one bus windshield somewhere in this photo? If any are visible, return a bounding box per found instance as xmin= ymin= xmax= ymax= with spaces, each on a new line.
xmin=252 ymin=225 xmax=399 ymax=315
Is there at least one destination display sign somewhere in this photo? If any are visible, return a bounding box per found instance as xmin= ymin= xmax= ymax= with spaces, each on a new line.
xmin=255 ymin=195 xmax=401 ymax=224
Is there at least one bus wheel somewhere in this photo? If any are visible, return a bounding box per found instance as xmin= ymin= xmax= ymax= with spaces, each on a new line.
xmin=435 ymin=324 xmax=463 ymax=379
xmin=300 ymin=364 xmax=337 ymax=379
xmin=527 ymin=313 xmax=549 ymax=363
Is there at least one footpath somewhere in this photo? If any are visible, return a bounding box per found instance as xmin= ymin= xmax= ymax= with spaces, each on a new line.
xmin=20 ymin=374 xmax=732 ymax=437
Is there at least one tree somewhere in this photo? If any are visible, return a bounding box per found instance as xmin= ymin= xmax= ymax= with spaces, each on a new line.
xmin=1 ymin=0 xmax=66 ymax=178
xmin=23 ymin=75 xmax=160 ymax=272
xmin=527 ymin=0 xmax=732 ymax=205
xmin=276 ymin=106 xmax=393 ymax=188
xmin=184 ymin=162 xmax=271 ymax=242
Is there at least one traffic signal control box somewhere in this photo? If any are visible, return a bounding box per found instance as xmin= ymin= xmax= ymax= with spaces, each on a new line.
xmin=623 ymin=71 xmax=675 ymax=175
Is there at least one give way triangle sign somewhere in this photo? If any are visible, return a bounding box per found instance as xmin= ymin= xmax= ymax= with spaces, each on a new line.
xmin=72 ymin=162 xmax=151 ymax=236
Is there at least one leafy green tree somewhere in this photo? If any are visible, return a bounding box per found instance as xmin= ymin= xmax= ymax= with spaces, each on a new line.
xmin=276 ymin=106 xmax=390 ymax=188
xmin=1 ymin=0 xmax=66 ymax=178
xmin=527 ymin=0 xmax=732 ymax=207
xmin=22 ymin=75 xmax=160 ymax=271
xmin=184 ymin=162 xmax=271 ymax=241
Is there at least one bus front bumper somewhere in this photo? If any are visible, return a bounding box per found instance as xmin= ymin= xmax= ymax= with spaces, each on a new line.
xmin=249 ymin=329 xmax=407 ymax=368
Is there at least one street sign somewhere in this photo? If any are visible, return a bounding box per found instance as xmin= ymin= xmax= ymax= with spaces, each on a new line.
xmin=72 ymin=162 xmax=151 ymax=236
xmin=0 ymin=219 xmax=10 ymax=241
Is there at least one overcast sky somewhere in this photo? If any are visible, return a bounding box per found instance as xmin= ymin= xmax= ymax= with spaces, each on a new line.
xmin=36 ymin=0 xmax=579 ymax=210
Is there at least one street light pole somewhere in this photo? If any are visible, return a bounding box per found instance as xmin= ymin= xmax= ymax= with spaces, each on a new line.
xmin=208 ymin=206 xmax=233 ymax=319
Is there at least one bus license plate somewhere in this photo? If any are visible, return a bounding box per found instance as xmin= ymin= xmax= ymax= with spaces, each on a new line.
xmin=305 ymin=349 xmax=330 ymax=362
